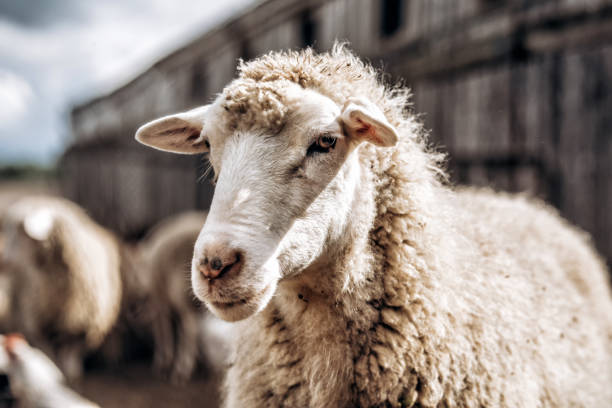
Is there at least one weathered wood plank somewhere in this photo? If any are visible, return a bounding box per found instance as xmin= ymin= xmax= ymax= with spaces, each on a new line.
xmin=558 ymin=50 xmax=598 ymax=236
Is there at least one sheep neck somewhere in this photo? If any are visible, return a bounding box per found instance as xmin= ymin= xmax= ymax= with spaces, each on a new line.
xmin=275 ymin=137 xmax=444 ymax=315
xmin=258 ymin=138 xmax=446 ymax=405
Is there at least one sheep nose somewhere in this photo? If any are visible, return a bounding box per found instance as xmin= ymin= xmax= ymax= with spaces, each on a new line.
xmin=198 ymin=247 xmax=243 ymax=280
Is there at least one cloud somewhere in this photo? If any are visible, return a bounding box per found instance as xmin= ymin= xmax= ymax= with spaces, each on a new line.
xmin=0 ymin=0 xmax=88 ymax=28
xmin=0 ymin=70 xmax=33 ymax=126
xmin=0 ymin=0 xmax=256 ymax=165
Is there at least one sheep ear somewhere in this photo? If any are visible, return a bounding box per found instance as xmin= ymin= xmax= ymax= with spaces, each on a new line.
xmin=23 ymin=209 xmax=55 ymax=241
xmin=135 ymin=105 xmax=210 ymax=154
xmin=340 ymin=98 xmax=398 ymax=147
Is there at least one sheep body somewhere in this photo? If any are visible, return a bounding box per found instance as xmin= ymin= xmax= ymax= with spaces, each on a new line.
xmin=0 ymin=230 xmax=10 ymax=332
xmin=1 ymin=196 xmax=122 ymax=379
xmin=217 ymin=46 xmax=612 ymax=407
xmin=138 ymin=211 xmax=209 ymax=381
xmin=199 ymin=312 xmax=235 ymax=373
xmin=225 ymin=188 xmax=612 ymax=407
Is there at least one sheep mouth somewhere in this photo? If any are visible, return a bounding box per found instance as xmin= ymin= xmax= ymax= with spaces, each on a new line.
xmin=208 ymin=284 xmax=271 ymax=311
xmin=211 ymin=298 xmax=249 ymax=310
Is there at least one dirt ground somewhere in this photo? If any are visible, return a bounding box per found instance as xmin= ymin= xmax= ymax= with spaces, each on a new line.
xmin=77 ymin=364 xmax=222 ymax=408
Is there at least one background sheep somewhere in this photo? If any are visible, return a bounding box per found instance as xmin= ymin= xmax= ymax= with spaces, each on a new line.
xmin=136 ymin=45 xmax=612 ymax=407
xmin=0 ymin=334 xmax=100 ymax=408
xmin=1 ymin=195 xmax=122 ymax=381
xmin=91 ymin=241 xmax=153 ymax=370
xmin=198 ymin=312 xmax=235 ymax=376
xmin=138 ymin=211 xmax=211 ymax=382
xmin=0 ymin=230 xmax=10 ymax=333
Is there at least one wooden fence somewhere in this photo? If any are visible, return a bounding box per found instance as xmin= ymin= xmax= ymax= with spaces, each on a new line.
xmin=63 ymin=0 xmax=612 ymax=264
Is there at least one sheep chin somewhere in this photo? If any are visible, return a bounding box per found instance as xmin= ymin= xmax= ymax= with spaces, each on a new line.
xmin=206 ymin=280 xmax=277 ymax=322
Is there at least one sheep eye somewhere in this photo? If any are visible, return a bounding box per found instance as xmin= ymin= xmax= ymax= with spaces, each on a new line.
xmin=307 ymin=134 xmax=337 ymax=156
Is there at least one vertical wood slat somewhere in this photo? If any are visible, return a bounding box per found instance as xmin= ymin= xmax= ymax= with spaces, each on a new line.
xmin=598 ymin=46 xmax=612 ymax=262
xmin=480 ymin=66 xmax=511 ymax=157
xmin=559 ymin=51 xmax=598 ymax=236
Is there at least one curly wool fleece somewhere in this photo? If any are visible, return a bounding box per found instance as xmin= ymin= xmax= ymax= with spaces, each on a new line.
xmin=218 ymin=44 xmax=612 ymax=407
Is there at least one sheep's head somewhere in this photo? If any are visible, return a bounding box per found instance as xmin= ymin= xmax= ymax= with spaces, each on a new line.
xmin=1 ymin=202 xmax=60 ymax=272
xmin=136 ymin=82 xmax=397 ymax=321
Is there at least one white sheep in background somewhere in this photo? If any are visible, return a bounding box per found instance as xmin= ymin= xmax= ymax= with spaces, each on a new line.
xmin=0 ymin=230 xmax=11 ymax=332
xmin=135 ymin=45 xmax=612 ymax=407
xmin=1 ymin=196 xmax=122 ymax=381
xmin=198 ymin=312 xmax=235 ymax=375
xmin=0 ymin=334 xmax=100 ymax=408
xmin=138 ymin=211 xmax=217 ymax=382
xmin=90 ymin=241 xmax=152 ymax=369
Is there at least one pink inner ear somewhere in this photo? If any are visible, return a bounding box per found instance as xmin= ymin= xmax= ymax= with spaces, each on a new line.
xmin=355 ymin=118 xmax=383 ymax=145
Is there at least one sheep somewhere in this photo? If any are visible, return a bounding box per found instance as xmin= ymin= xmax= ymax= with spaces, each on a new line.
xmin=135 ymin=211 xmax=210 ymax=382
xmin=135 ymin=44 xmax=612 ymax=407
xmin=0 ymin=334 xmax=100 ymax=408
xmin=0 ymin=231 xmax=11 ymax=333
xmin=198 ymin=310 xmax=235 ymax=375
xmin=93 ymin=211 xmax=233 ymax=381
xmin=90 ymin=240 xmax=153 ymax=369
xmin=1 ymin=195 xmax=122 ymax=381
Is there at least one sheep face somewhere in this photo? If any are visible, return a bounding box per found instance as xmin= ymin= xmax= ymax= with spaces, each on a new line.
xmin=136 ymin=84 xmax=397 ymax=321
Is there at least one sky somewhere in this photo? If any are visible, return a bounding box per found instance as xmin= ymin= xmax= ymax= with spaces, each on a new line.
xmin=0 ymin=0 xmax=256 ymax=166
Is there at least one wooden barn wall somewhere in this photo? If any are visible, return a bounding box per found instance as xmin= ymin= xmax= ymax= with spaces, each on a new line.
xmin=406 ymin=45 xmax=612 ymax=265
xmin=60 ymin=144 xmax=214 ymax=239
xmin=558 ymin=46 xmax=612 ymax=261
xmin=64 ymin=0 xmax=612 ymax=265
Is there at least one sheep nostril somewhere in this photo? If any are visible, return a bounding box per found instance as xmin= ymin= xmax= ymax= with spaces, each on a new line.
xmin=198 ymin=249 xmax=243 ymax=280
xmin=210 ymin=257 xmax=223 ymax=271
xmin=219 ymin=253 xmax=241 ymax=277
